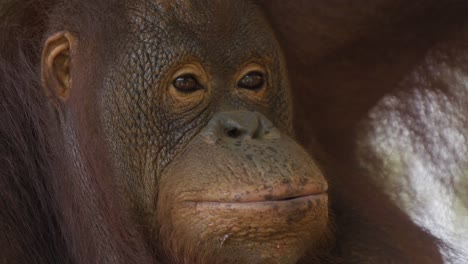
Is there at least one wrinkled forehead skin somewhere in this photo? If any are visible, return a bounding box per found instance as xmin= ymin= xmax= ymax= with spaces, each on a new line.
xmin=122 ymin=0 xmax=284 ymax=75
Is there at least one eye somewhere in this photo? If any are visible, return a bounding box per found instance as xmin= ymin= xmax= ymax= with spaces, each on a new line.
xmin=172 ymin=74 xmax=203 ymax=93
xmin=238 ymin=71 xmax=265 ymax=90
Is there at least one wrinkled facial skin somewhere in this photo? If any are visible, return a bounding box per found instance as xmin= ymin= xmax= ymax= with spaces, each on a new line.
xmin=97 ymin=1 xmax=329 ymax=263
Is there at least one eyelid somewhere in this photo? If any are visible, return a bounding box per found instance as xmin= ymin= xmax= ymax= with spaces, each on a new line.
xmin=173 ymin=74 xmax=199 ymax=84
xmin=243 ymin=71 xmax=264 ymax=77
xmin=236 ymin=63 xmax=267 ymax=81
xmin=170 ymin=63 xmax=208 ymax=85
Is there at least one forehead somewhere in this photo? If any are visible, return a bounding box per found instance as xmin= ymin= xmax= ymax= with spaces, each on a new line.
xmin=127 ymin=0 xmax=280 ymax=66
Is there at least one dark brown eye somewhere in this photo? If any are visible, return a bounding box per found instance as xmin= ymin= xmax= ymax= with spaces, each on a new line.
xmin=238 ymin=71 xmax=265 ymax=90
xmin=172 ymin=74 xmax=203 ymax=93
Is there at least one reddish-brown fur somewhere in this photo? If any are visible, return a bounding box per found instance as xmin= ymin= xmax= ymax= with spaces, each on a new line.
xmin=1 ymin=0 xmax=459 ymax=263
xmin=1 ymin=1 xmax=153 ymax=263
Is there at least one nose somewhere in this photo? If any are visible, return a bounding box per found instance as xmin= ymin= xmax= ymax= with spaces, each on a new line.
xmin=201 ymin=111 xmax=280 ymax=144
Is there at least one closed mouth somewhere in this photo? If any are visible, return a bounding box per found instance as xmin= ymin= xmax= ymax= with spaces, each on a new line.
xmin=186 ymin=193 xmax=327 ymax=215
xmin=186 ymin=182 xmax=327 ymax=205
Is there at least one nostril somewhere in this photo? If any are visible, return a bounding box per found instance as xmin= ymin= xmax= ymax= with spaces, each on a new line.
xmin=226 ymin=127 xmax=242 ymax=138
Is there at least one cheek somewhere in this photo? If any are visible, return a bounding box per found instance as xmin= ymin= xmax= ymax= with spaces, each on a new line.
xmin=98 ymin=76 xmax=212 ymax=213
xmin=97 ymin=84 xmax=160 ymax=213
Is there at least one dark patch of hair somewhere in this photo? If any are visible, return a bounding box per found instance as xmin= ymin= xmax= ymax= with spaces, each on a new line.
xmin=0 ymin=1 xmax=151 ymax=263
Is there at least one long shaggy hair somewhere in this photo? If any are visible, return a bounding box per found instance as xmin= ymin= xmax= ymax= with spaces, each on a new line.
xmin=0 ymin=1 xmax=149 ymax=263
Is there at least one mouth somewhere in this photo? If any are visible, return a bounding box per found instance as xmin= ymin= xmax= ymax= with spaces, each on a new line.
xmin=186 ymin=182 xmax=327 ymax=206
xmin=190 ymin=193 xmax=326 ymax=208
xmin=172 ymin=184 xmax=329 ymax=248
xmin=186 ymin=192 xmax=327 ymax=224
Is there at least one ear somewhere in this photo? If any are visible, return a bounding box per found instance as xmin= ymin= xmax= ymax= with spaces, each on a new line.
xmin=41 ymin=31 xmax=76 ymax=102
